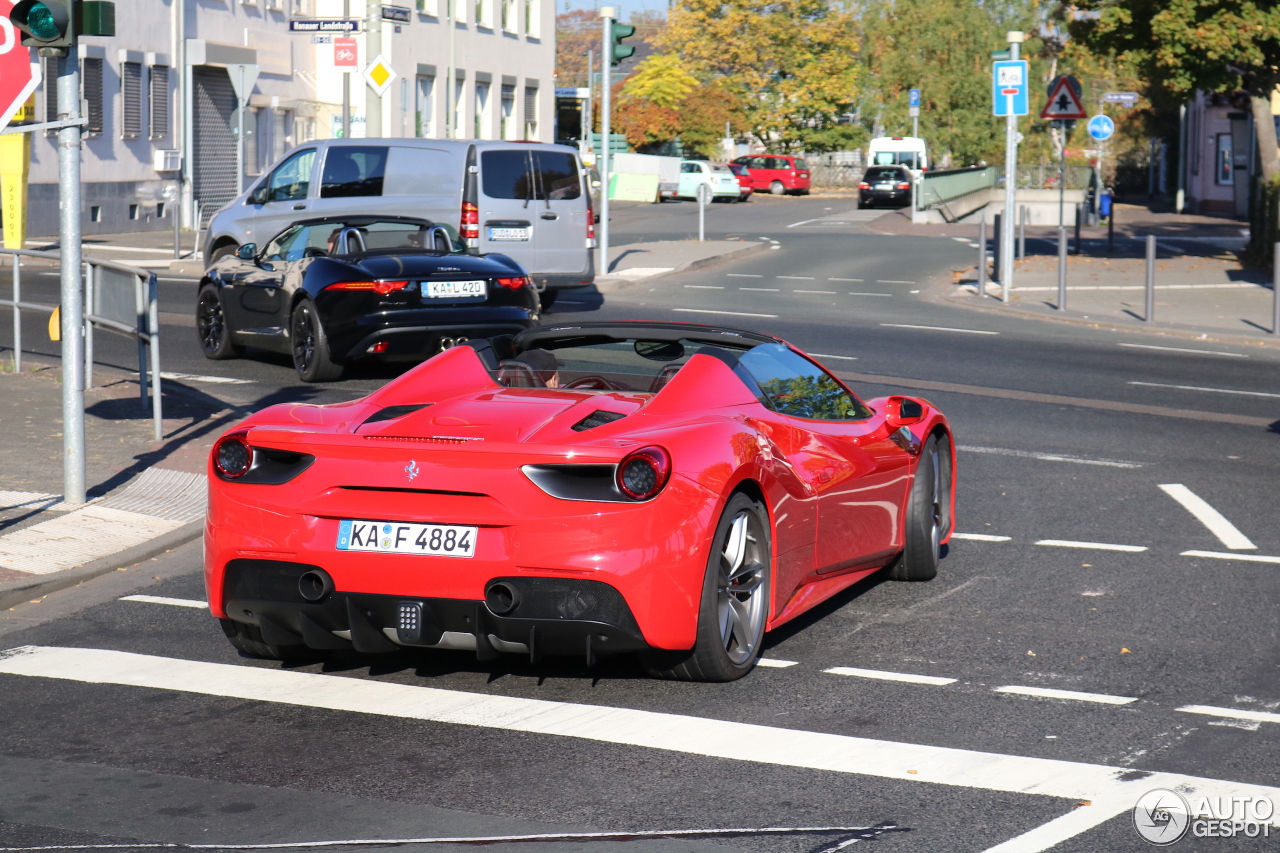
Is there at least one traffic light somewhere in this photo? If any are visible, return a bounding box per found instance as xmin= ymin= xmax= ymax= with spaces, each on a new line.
xmin=610 ymin=21 xmax=635 ymax=66
xmin=10 ymin=1 xmax=115 ymax=52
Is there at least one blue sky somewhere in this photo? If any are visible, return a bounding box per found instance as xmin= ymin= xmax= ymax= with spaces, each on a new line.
xmin=558 ymin=0 xmax=670 ymax=18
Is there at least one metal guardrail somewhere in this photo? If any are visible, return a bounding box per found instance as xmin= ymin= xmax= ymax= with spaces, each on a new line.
xmin=918 ymin=166 xmax=1000 ymax=208
xmin=1013 ymin=165 xmax=1095 ymax=190
xmin=0 ymin=249 xmax=163 ymax=440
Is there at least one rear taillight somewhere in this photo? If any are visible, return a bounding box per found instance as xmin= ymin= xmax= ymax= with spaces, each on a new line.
xmin=858 ymin=182 xmax=870 ymax=189
xmin=213 ymin=430 xmax=252 ymax=480
xmin=615 ymin=446 xmax=671 ymax=501
xmin=461 ymin=200 xmax=480 ymax=242
xmin=325 ymin=280 xmax=410 ymax=295
xmin=897 ymin=182 xmax=911 ymax=190
xmin=586 ymin=205 xmax=595 ymax=240
xmin=496 ymin=276 xmax=531 ymax=289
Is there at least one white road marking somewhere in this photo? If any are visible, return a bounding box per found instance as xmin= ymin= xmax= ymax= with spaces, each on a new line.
xmin=82 ymin=245 xmax=174 ymax=254
xmin=951 ymin=533 xmax=1012 ymax=542
xmin=683 ymin=285 xmax=725 ymax=289
xmin=119 ymin=595 xmax=207 ymax=609
xmin=755 ymin=658 xmax=799 ymax=668
xmin=6 ymin=645 xmax=1278 ymax=853
xmin=672 ymin=308 xmax=778 ymax=318
xmin=1158 ymin=484 xmax=1255 ymax=550
xmin=878 ymin=280 xmax=915 ymax=285
xmin=795 ymin=290 xmax=836 ymax=295
xmin=142 ymin=371 xmax=255 ymax=385
xmin=739 ymin=287 xmax=780 ymax=291
xmin=1181 ymin=550 xmax=1280 ymax=564
xmin=952 ymin=237 xmax=971 ymax=242
xmin=726 ymin=274 xmax=763 ymax=278
xmin=786 ymin=219 xmax=818 ymax=228
xmin=824 ymin=667 xmax=957 ymax=686
xmin=881 ymin=323 xmax=998 ymax=335
xmin=1128 ymin=380 xmax=1280 ymax=400
xmin=1118 ymin=343 xmax=1246 ymax=358
xmin=769 ymin=246 xmax=780 ymax=250
xmin=809 ymin=353 xmax=858 ymax=361
xmin=848 ymin=292 xmax=892 ymax=297
xmin=994 ymin=686 xmax=1137 ymax=706
xmin=829 ymin=278 xmax=863 ymax=282
xmin=1176 ymin=705 xmax=1280 ymax=725
xmin=1035 ymin=540 xmax=1148 ymax=553
xmin=957 ymin=445 xmax=1142 ymax=469
xmin=777 ymin=275 xmax=814 ymax=280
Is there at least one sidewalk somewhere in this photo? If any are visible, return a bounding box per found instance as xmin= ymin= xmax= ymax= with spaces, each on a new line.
xmin=0 ymin=356 xmax=240 ymax=610
xmin=595 ymin=239 xmax=767 ymax=292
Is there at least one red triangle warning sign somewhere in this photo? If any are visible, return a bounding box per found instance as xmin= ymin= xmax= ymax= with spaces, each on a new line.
xmin=1041 ymin=77 xmax=1087 ymax=120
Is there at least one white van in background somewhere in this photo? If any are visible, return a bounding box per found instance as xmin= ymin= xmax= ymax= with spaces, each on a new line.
xmin=868 ymin=137 xmax=928 ymax=171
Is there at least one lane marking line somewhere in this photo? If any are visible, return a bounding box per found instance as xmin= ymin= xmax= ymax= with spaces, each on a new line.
xmin=739 ymin=287 xmax=780 ymax=291
xmin=145 ymin=371 xmax=255 ymax=385
xmin=881 ymin=324 xmax=998 ymax=335
xmin=119 ymin=595 xmax=208 ymax=609
xmin=672 ymin=308 xmax=778 ymax=318
xmin=1128 ymin=380 xmax=1280 ymax=400
xmin=824 ymin=667 xmax=957 ymax=686
xmin=957 ymin=445 xmax=1142 ymax=469
xmin=1181 ymin=550 xmax=1280 ymax=564
xmin=683 ymin=285 xmax=725 ymax=290
xmin=794 ymin=290 xmax=836 ymax=295
xmin=726 ymin=274 xmax=763 ymax=278
xmin=1035 ymin=540 xmax=1148 ymax=553
xmin=1176 ymin=705 xmax=1280 ymax=725
xmin=1158 ymin=484 xmax=1255 ymax=550
xmin=809 ymin=353 xmax=858 ymax=361
xmin=848 ymin=292 xmax=892 ymax=297
xmin=755 ymin=659 xmax=799 ymax=668
xmin=777 ymin=276 xmax=815 ymax=280
xmin=979 ymin=800 xmax=1133 ymax=853
xmin=829 ymin=278 xmax=863 ymax=282
xmin=786 ymin=219 xmax=818 ymax=228
xmin=994 ymin=686 xmax=1137 ymax=706
xmin=951 ymin=533 xmax=1012 ymax=542
xmin=878 ymin=280 xmax=916 ymax=285
xmin=1118 ymin=343 xmax=1246 ymax=358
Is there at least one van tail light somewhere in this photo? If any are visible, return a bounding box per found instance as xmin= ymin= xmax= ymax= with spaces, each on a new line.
xmin=496 ymin=276 xmax=531 ymax=289
xmin=461 ymin=200 xmax=480 ymax=243
xmin=615 ymin=446 xmax=671 ymax=501
xmin=325 ymin=280 xmax=410 ymax=295
xmin=586 ymin=204 xmax=596 ymax=240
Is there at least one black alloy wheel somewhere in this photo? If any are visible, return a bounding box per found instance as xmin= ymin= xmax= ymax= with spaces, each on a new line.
xmin=195 ymin=285 xmax=243 ymax=360
xmin=290 ymin=299 xmax=344 ymax=383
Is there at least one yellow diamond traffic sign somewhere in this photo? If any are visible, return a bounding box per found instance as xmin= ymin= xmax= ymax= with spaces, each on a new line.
xmin=362 ymin=54 xmax=397 ymax=97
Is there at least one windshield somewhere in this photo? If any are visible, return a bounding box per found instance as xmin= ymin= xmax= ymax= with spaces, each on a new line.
xmin=495 ymin=337 xmax=754 ymax=393
xmin=309 ymin=219 xmax=462 ymax=256
xmin=873 ymin=151 xmax=924 ymax=167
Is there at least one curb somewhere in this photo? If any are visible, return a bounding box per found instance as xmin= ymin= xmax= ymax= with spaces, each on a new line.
xmin=0 ymin=519 xmax=203 ymax=611
xmin=595 ymin=241 xmax=768 ymax=293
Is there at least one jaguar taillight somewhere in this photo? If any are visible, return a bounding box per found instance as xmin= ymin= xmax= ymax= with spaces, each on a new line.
xmin=325 ymin=280 xmax=410 ymax=295
xmin=496 ymin=276 xmax=532 ymax=289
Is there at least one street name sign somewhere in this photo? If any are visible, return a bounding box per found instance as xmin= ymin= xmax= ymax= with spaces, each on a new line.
xmin=1041 ymin=75 xmax=1086 ymax=120
xmin=1103 ymin=91 xmax=1139 ymax=107
xmin=1088 ymin=114 xmax=1115 ymax=141
xmin=381 ymin=5 xmax=411 ymax=22
xmin=992 ymin=60 xmax=1029 ymax=116
xmin=289 ymin=19 xmax=360 ymax=32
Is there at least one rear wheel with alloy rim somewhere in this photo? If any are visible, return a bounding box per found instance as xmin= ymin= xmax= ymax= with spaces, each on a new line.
xmin=290 ymin=299 xmax=344 ymax=382
xmin=769 ymin=180 xmax=786 ymax=195
xmin=642 ymin=492 xmax=771 ymax=681
xmin=887 ymin=433 xmax=950 ymax=581
xmin=195 ymin=285 xmax=243 ymax=359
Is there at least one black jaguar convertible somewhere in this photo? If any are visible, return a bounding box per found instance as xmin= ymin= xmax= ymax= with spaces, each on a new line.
xmin=195 ymin=216 xmax=540 ymax=382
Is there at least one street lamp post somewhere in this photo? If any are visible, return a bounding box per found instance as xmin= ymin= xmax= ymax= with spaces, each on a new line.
xmin=1000 ymin=31 xmax=1024 ymax=303
xmin=599 ymin=7 xmax=615 ymax=275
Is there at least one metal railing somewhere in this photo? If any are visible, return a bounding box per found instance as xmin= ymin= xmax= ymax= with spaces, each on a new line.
xmin=0 ymin=249 xmax=163 ymax=440
xmin=1012 ymin=164 xmax=1095 ymax=190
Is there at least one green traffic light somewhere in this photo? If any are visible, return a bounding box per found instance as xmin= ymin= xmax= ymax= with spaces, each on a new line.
xmin=26 ymin=4 xmax=60 ymax=40
xmin=610 ymin=21 xmax=636 ymax=65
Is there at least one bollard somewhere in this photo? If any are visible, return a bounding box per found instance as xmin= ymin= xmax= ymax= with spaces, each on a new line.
xmin=1057 ymin=226 xmax=1067 ymax=311
xmin=1107 ymin=203 xmax=1115 ymax=255
xmin=1074 ymin=203 xmax=1083 ymax=255
xmin=1145 ymin=235 xmax=1156 ymax=323
xmin=1018 ymin=205 xmax=1026 ymax=260
xmin=1273 ymin=242 xmax=1279 ymax=336
xmin=978 ymin=219 xmax=988 ymax=297
xmin=993 ymin=213 xmax=1002 ymax=284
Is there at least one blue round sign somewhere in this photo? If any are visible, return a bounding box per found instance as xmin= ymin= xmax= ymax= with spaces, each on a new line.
xmin=1088 ymin=114 xmax=1115 ymax=141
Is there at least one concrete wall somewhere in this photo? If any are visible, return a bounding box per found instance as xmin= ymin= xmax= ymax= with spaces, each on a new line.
xmin=918 ymin=188 xmax=1088 ymax=225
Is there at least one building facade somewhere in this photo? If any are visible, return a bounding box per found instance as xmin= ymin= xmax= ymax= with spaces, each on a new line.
xmin=19 ymin=0 xmax=554 ymax=242
xmin=1181 ymin=89 xmax=1280 ymax=219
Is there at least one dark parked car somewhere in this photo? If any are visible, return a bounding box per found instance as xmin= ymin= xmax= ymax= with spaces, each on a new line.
xmin=858 ymin=166 xmax=913 ymax=208
xmin=726 ymin=163 xmax=754 ymax=202
xmin=195 ymin=215 xmax=539 ymax=382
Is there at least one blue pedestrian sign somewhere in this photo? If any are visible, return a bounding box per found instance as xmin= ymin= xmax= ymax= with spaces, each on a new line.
xmin=992 ymin=61 xmax=1029 ymax=116
xmin=1088 ymin=114 xmax=1115 ymax=141
xmin=908 ymin=89 xmax=921 ymax=108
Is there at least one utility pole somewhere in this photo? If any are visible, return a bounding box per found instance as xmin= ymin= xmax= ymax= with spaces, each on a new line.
xmin=57 ymin=53 xmax=85 ymax=505
xmin=342 ymin=0 xmax=351 ymax=137
xmin=367 ymin=1 xmax=382 ymax=136
xmin=445 ymin=0 xmax=454 ymax=138
xmin=584 ymin=48 xmax=593 ymax=157
xmin=599 ymin=6 xmax=614 ymax=275
xmin=1000 ymin=30 xmax=1024 ymax=302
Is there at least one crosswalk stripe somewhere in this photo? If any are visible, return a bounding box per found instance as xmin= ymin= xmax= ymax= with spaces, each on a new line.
xmin=3 ymin=643 xmax=1279 ymax=853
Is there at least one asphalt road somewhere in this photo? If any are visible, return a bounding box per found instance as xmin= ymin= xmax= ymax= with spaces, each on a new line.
xmin=2 ymin=194 xmax=1279 ymax=852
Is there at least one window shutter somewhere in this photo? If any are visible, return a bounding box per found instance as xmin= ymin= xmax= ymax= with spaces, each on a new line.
xmin=42 ymin=56 xmax=58 ymax=133
xmin=149 ymin=65 xmax=170 ymax=139
xmin=523 ymin=86 xmax=536 ymax=119
xmin=121 ymin=61 xmax=142 ymax=138
xmin=82 ymin=57 xmax=104 ymax=136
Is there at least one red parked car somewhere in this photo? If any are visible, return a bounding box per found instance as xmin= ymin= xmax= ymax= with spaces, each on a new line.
xmin=726 ymin=163 xmax=754 ymax=201
xmin=731 ymin=155 xmax=811 ymax=195
xmin=204 ymin=322 xmax=955 ymax=681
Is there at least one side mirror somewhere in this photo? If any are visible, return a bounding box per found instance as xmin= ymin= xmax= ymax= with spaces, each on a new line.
xmin=885 ymin=395 xmax=925 ymax=429
xmin=235 ymin=243 xmax=258 ymax=260
xmin=249 ymin=186 xmax=269 ymax=205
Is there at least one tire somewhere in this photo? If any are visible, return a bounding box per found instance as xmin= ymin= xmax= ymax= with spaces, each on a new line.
xmin=220 ymin=619 xmax=307 ymax=661
xmin=769 ymin=180 xmax=786 ymax=195
xmin=539 ymin=289 xmax=559 ymax=310
xmin=641 ymin=492 xmax=771 ymax=682
xmin=195 ymin=284 xmax=244 ymax=360
xmin=290 ymin=299 xmax=344 ymax=383
xmin=887 ymin=433 xmax=950 ymax=581
xmin=208 ymin=242 xmax=239 ymax=264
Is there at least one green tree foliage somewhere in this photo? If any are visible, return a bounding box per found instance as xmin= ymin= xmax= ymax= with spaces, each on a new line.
xmin=614 ymin=78 xmax=743 ymax=157
xmin=621 ymin=55 xmax=699 ymax=108
xmin=660 ymin=0 xmax=862 ymax=152
xmin=555 ymin=9 xmax=596 ymax=89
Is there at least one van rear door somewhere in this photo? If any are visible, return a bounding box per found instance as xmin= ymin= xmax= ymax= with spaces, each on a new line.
xmin=477 ymin=148 xmax=537 ymax=274
xmin=530 ymin=148 xmax=587 ymax=280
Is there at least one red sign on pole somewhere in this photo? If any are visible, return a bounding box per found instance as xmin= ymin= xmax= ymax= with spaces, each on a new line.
xmin=334 ymin=37 xmax=358 ymax=70
xmin=0 ymin=1 xmax=40 ymax=130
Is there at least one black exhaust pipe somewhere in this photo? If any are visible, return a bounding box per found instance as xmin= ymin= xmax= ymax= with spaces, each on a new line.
xmin=298 ymin=569 xmax=334 ymax=603
xmin=485 ymin=581 xmax=520 ymax=615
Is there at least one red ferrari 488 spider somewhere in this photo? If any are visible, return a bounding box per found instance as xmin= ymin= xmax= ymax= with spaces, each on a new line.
xmin=205 ymin=322 xmax=955 ymax=681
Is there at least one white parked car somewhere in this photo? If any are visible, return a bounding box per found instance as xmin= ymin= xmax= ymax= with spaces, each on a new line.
xmin=677 ymin=161 xmax=742 ymax=202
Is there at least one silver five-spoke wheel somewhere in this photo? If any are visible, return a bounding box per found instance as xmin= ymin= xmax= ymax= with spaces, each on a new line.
xmin=717 ymin=510 xmax=767 ymax=666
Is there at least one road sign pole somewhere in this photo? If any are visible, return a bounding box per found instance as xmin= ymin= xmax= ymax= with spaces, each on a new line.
xmin=999 ymin=34 xmax=1022 ymax=303
xmin=599 ymin=7 xmax=614 ymax=275
xmin=1059 ymin=122 xmax=1066 ymax=229
xmin=342 ymin=0 xmax=351 ymax=137
xmin=367 ymin=2 xmax=382 ymax=136
xmin=236 ymin=66 xmax=246 ymax=193
xmin=57 ymin=53 xmax=85 ymax=506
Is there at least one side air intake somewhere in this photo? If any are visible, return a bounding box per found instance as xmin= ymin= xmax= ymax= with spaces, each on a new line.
xmin=572 ymin=410 xmax=626 ymax=432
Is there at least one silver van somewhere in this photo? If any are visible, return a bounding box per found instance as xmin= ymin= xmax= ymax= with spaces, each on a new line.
xmin=203 ymin=139 xmax=596 ymax=307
